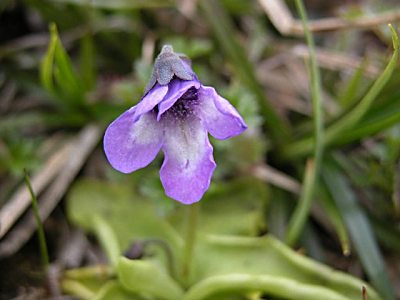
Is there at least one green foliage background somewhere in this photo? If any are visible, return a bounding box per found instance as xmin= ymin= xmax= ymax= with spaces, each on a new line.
xmin=1 ymin=0 xmax=400 ymax=299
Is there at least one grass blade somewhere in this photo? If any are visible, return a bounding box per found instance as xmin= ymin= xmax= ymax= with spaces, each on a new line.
xmin=333 ymin=108 xmax=400 ymax=146
xmin=284 ymin=25 xmax=399 ymax=158
xmin=23 ymin=169 xmax=49 ymax=271
xmin=322 ymin=162 xmax=395 ymax=300
xmin=80 ymin=33 xmax=96 ymax=91
xmin=319 ymin=185 xmax=351 ymax=255
xmin=40 ymin=23 xmax=84 ymax=106
xmin=338 ymin=58 xmax=368 ymax=109
xmin=40 ymin=25 xmax=57 ymax=94
xmin=51 ymin=24 xmax=84 ymax=101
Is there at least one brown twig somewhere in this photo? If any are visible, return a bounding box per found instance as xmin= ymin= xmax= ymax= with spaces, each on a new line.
xmin=259 ymin=0 xmax=400 ymax=36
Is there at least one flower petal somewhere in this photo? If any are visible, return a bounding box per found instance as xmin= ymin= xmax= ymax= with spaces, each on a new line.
xmin=157 ymin=79 xmax=201 ymax=120
xmin=104 ymin=110 xmax=163 ymax=173
xmin=160 ymin=117 xmax=216 ymax=204
xmin=198 ymin=86 xmax=247 ymax=140
xmin=132 ymin=84 xmax=168 ymax=122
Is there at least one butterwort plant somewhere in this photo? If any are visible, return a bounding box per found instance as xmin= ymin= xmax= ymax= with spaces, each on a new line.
xmin=104 ymin=45 xmax=247 ymax=204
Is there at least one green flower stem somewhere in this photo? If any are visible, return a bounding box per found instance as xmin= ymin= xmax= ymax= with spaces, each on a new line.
xmin=285 ymin=0 xmax=324 ymax=246
xmin=181 ymin=203 xmax=199 ymax=286
xmin=23 ymin=169 xmax=49 ymax=271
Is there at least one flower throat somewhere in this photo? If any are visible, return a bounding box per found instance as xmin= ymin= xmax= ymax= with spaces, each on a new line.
xmin=167 ymin=87 xmax=199 ymax=120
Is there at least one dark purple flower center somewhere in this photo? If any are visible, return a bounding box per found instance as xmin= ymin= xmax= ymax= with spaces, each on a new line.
xmin=168 ymin=87 xmax=199 ymax=119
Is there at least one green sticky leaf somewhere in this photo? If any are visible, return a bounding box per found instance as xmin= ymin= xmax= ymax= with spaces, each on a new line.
xmin=93 ymin=281 xmax=145 ymax=300
xmin=66 ymin=178 xmax=183 ymax=254
xmin=65 ymin=179 xmax=382 ymax=300
xmin=62 ymin=279 xmax=97 ymax=300
xmin=118 ymin=257 xmax=184 ymax=300
xmin=62 ymin=266 xmax=114 ymax=300
xmin=92 ymin=216 xmax=121 ymax=267
xmin=62 ymin=267 xmax=140 ymax=300
xmin=170 ymin=178 xmax=268 ymax=237
xmin=185 ymin=274 xmax=350 ymax=300
xmin=200 ymin=179 xmax=267 ymax=236
xmin=187 ymin=235 xmax=381 ymax=300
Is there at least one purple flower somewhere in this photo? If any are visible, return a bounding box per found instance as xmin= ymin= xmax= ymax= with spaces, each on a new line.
xmin=104 ymin=46 xmax=247 ymax=204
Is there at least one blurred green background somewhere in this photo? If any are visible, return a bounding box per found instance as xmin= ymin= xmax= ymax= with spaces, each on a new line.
xmin=0 ymin=0 xmax=399 ymax=299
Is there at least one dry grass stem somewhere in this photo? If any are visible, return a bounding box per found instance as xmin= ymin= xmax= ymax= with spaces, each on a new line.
xmin=252 ymin=164 xmax=301 ymax=194
xmin=0 ymin=141 xmax=73 ymax=239
xmin=259 ymin=0 xmax=400 ymax=35
xmin=0 ymin=124 xmax=101 ymax=257
xmin=291 ymin=45 xmax=381 ymax=78
xmin=258 ymin=58 xmax=339 ymax=115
